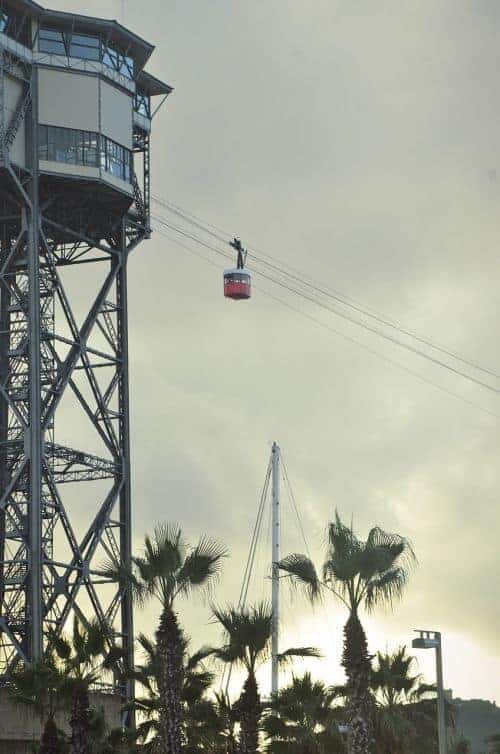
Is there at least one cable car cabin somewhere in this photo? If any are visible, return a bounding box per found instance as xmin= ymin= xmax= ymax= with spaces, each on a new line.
xmin=224 ymin=268 xmax=252 ymax=300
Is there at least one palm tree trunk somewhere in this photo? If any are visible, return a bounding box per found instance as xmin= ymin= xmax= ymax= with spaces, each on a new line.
xmin=39 ymin=715 xmax=60 ymax=754
xmin=156 ymin=605 xmax=184 ymax=754
xmin=342 ymin=612 xmax=374 ymax=754
xmin=227 ymin=732 xmax=238 ymax=754
xmin=237 ymin=672 xmax=261 ymax=754
xmin=69 ymin=686 xmax=91 ymax=754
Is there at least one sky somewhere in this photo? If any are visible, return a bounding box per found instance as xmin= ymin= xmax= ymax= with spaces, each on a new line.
xmin=48 ymin=0 xmax=500 ymax=702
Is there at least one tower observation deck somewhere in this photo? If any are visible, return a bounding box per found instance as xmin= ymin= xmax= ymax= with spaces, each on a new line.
xmin=0 ymin=0 xmax=171 ymax=696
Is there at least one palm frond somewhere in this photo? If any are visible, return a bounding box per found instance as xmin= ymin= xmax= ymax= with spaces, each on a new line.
xmin=72 ymin=616 xmax=86 ymax=658
xmin=366 ymin=526 xmax=417 ymax=566
xmin=177 ymin=535 xmax=227 ymax=598
xmin=278 ymin=554 xmax=322 ymax=602
xmin=146 ymin=523 xmax=185 ymax=576
xmin=100 ymin=556 xmax=148 ymax=607
xmin=365 ymin=566 xmax=410 ymax=611
xmin=84 ymin=620 xmax=108 ymax=660
xmin=47 ymin=628 xmax=72 ymax=661
xmin=102 ymin=645 xmax=126 ymax=672
xmin=137 ymin=632 xmax=157 ymax=660
xmin=327 ymin=511 xmax=361 ymax=557
xmin=212 ymin=602 xmax=273 ymax=672
xmin=277 ymin=646 xmax=322 ymax=667
xmin=185 ymin=645 xmax=216 ymax=671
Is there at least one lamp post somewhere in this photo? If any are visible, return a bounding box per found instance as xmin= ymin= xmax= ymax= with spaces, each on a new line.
xmin=412 ymin=630 xmax=447 ymax=754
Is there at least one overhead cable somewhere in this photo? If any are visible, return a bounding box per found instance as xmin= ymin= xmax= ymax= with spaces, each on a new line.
xmin=152 ymin=223 xmax=500 ymax=422
xmin=151 ymin=214 xmax=500 ymax=397
xmin=152 ymin=195 xmax=500 ymax=381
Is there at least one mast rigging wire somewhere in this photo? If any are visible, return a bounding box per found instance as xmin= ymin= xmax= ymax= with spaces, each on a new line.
xmin=220 ymin=459 xmax=272 ymax=694
xmin=281 ymin=452 xmax=312 ymax=561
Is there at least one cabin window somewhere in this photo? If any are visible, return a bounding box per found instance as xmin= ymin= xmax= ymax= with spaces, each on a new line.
xmin=39 ymin=27 xmax=66 ymax=55
xmin=102 ymin=41 xmax=134 ymax=80
xmin=134 ymin=90 xmax=151 ymax=119
xmin=38 ymin=27 xmax=135 ymax=80
xmin=101 ymin=134 xmax=132 ymax=182
xmin=39 ymin=125 xmax=132 ymax=183
xmin=69 ymin=33 xmax=100 ymax=61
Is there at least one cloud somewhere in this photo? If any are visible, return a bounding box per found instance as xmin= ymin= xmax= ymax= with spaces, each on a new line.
xmin=47 ymin=0 xmax=500 ymax=701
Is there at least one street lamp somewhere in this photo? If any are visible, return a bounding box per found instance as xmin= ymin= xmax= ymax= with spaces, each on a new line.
xmin=412 ymin=630 xmax=447 ymax=754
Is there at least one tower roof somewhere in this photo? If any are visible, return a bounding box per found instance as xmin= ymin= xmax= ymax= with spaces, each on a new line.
xmin=6 ymin=0 xmax=157 ymax=70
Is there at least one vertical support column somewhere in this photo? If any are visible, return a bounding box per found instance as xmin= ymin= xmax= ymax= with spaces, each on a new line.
xmin=27 ymin=65 xmax=42 ymax=662
xmin=271 ymin=441 xmax=280 ymax=696
xmin=117 ymin=225 xmax=135 ymax=722
xmin=144 ymin=134 xmax=151 ymax=237
xmin=435 ymin=633 xmax=447 ymax=754
xmin=0 ymin=52 xmax=5 ymax=162
xmin=0 ymin=253 xmax=10 ymax=616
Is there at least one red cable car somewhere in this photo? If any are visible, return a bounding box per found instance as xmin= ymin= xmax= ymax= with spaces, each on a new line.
xmin=224 ymin=238 xmax=251 ymax=300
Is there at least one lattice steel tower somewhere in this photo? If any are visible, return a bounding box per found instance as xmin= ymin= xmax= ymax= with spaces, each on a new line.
xmin=0 ymin=0 xmax=171 ymax=688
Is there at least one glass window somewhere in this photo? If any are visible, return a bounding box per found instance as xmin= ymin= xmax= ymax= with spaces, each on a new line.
xmin=71 ymin=33 xmax=99 ymax=48
xmin=54 ymin=128 xmax=75 ymax=163
xmin=38 ymin=125 xmax=132 ymax=182
xmin=102 ymin=44 xmax=119 ymax=71
xmin=102 ymin=42 xmax=134 ymax=80
xmin=39 ymin=27 xmax=66 ymax=55
xmin=83 ymin=131 xmax=99 ymax=167
xmin=38 ymin=125 xmax=48 ymax=161
xmin=134 ymin=91 xmax=151 ymax=119
xmin=100 ymin=134 xmax=132 ymax=181
xmin=69 ymin=33 xmax=100 ymax=61
xmin=120 ymin=54 xmax=134 ymax=79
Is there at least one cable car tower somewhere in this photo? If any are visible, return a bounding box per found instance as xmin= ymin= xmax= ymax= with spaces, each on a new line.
xmin=0 ymin=0 xmax=171 ymax=692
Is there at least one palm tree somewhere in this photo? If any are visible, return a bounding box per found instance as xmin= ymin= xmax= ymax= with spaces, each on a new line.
xmin=371 ymin=647 xmax=429 ymax=708
xmin=110 ymin=524 xmax=226 ymax=754
xmin=212 ymin=602 xmax=319 ymax=754
xmin=211 ymin=603 xmax=271 ymax=754
xmin=212 ymin=690 xmax=239 ymax=754
xmin=370 ymin=646 xmax=437 ymax=754
xmin=262 ymin=672 xmax=346 ymax=753
xmin=8 ymin=658 xmax=67 ymax=753
xmin=84 ymin=707 xmax=140 ymax=754
xmin=48 ymin=617 xmax=123 ymax=754
xmin=131 ymin=632 xmax=225 ymax=751
xmin=373 ymin=646 xmax=430 ymax=752
xmin=279 ymin=511 xmax=416 ymax=754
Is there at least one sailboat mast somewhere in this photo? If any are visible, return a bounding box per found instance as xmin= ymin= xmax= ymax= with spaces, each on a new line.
xmin=271 ymin=442 xmax=281 ymax=695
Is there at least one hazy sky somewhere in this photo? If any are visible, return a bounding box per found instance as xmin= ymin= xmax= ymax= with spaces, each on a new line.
xmin=50 ymin=0 xmax=500 ymax=702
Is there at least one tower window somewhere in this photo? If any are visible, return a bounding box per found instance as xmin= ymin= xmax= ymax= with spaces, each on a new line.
xmin=69 ymin=33 xmax=100 ymax=62
xmin=134 ymin=90 xmax=151 ymax=119
xmin=37 ymin=25 xmax=136 ymax=80
xmin=38 ymin=125 xmax=132 ymax=183
xmin=39 ymin=27 xmax=66 ymax=55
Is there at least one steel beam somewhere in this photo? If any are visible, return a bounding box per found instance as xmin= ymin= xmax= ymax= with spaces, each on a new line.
xmin=26 ymin=65 xmax=42 ymax=663
xmin=117 ymin=231 xmax=135 ymax=721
